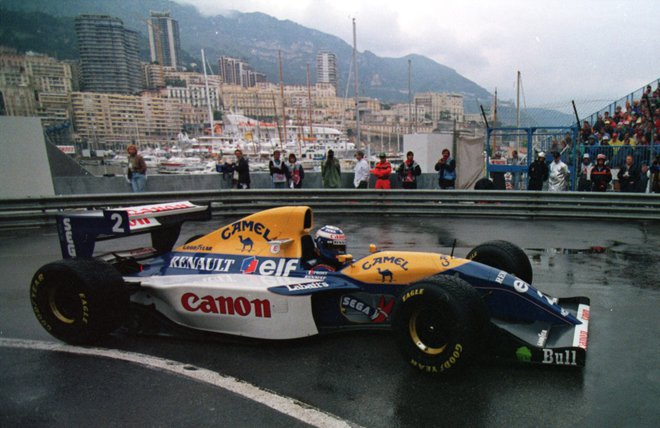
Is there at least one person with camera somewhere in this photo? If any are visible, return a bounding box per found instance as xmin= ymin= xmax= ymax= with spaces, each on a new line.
xmin=227 ymin=149 xmax=250 ymax=189
xmin=435 ymin=148 xmax=456 ymax=189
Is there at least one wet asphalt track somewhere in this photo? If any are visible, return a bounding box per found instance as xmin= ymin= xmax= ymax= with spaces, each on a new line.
xmin=1 ymin=215 xmax=659 ymax=427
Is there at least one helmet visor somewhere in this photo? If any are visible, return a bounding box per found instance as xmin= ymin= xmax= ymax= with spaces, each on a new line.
xmin=324 ymin=241 xmax=346 ymax=255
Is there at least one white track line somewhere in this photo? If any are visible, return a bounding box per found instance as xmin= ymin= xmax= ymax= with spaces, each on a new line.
xmin=0 ymin=338 xmax=358 ymax=428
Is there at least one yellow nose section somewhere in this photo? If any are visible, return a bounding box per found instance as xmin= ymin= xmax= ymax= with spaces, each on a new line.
xmin=341 ymin=251 xmax=469 ymax=285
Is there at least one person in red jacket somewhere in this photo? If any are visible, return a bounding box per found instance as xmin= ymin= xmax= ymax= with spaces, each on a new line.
xmin=371 ymin=152 xmax=392 ymax=189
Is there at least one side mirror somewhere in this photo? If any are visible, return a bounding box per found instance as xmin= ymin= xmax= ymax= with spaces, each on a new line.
xmin=337 ymin=254 xmax=353 ymax=264
xmin=369 ymin=244 xmax=377 ymax=253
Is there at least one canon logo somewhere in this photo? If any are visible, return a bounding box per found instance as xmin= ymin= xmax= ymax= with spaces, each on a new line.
xmin=181 ymin=293 xmax=271 ymax=318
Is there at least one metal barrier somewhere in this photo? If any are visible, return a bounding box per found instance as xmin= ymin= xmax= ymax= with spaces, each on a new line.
xmin=1 ymin=190 xmax=658 ymax=229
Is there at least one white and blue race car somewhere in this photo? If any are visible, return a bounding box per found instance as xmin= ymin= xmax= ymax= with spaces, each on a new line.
xmin=30 ymin=201 xmax=590 ymax=374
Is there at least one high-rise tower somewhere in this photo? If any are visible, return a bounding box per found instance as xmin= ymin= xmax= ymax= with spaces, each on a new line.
xmin=147 ymin=11 xmax=182 ymax=68
xmin=316 ymin=51 xmax=337 ymax=93
xmin=74 ymin=15 xmax=141 ymax=94
xmin=218 ymin=57 xmax=265 ymax=88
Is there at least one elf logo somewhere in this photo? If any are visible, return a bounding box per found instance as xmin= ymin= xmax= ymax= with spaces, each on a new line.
xmin=241 ymin=256 xmax=259 ymax=274
xmin=240 ymin=257 xmax=298 ymax=276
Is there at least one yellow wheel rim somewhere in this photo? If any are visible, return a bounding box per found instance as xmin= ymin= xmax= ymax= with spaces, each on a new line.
xmin=409 ymin=309 xmax=447 ymax=355
xmin=47 ymin=284 xmax=76 ymax=324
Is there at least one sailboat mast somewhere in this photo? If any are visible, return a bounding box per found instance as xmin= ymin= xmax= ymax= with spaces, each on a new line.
xmin=306 ymin=63 xmax=313 ymax=155
xmin=516 ymin=71 xmax=521 ymax=128
xmin=493 ymin=88 xmax=498 ymax=156
xmin=279 ymin=51 xmax=286 ymax=150
xmin=201 ymin=49 xmax=214 ymax=137
xmin=272 ymin=94 xmax=283 ymax=146
xmin=353 ymin=18 xmax=360 ymax=150
xmin=408 ymin=59 xmax=412 ymax=134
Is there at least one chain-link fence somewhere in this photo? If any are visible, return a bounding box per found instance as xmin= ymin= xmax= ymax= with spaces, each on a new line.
xmin=486 ymin=127 xmax=578 ymax=190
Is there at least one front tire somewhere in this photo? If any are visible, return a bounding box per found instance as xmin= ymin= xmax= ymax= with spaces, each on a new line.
xmin=29 ymin=259 xmax=128 ymax=344
xmin=392 ymin=275 xmax=488 ymax=375
xmin=466 ymin=240 xmax=533 ymax=284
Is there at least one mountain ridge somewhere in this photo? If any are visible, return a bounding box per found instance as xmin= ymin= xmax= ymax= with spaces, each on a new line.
xmin=0 ymin=0 xmax=575 ymax=125
xmin=1 ymin=0 xmax=491 ymax=109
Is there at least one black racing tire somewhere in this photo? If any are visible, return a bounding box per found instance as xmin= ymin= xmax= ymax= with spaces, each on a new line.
xmin=184 ymin=234 xmax=206 ymax=245
xmin=391 ymin=275 xmax=488 ymax=375
xmin=466 ymin=240 xmax=533 ymax=284
xmin=29 ymin=258 xmax=129 ymax=345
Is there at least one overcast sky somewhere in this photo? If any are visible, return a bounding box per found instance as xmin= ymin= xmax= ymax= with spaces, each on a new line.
xmin=177 ymin=0 xmax=659 ymax=108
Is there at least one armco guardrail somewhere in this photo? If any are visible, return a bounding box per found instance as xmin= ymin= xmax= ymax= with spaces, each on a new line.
xmin=1 ymin=190 xmax=659 ymax=229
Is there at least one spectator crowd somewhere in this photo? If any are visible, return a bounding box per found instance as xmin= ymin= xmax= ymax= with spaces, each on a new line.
xmin=126 ymin=84 xmax=659 ymax=193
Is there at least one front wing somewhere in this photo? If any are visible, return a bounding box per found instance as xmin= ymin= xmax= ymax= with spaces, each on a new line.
xmin=486 ymin=296 xmax=590 ymax=366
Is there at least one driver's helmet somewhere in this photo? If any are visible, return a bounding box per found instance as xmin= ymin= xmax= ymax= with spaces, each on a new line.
xmin=314 ymin=225 xmax=346 ymax=261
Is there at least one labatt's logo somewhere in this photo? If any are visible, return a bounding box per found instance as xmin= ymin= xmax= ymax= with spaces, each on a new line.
xmin=221 ymin=220 xmax=273 ymax=241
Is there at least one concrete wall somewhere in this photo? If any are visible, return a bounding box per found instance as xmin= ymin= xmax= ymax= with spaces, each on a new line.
xmin=403 ymin=133 xmax=453 ymax=173
xmin=53 ymin=172 xmax=447 ymax=194
xmin=0 ymin=116 xmax=55 ymax=198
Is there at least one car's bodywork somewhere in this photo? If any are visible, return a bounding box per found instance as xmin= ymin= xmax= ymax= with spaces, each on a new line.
xmin=47 ymin=201 xmax=589 ymax=371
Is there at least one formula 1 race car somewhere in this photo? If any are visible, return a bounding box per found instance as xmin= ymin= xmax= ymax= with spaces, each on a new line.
xmin=30 ymin=202 xmax=590 ymax=375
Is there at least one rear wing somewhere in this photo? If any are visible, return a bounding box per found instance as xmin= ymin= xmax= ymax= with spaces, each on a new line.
xmin=56 ymin=201 xmax=211 ymax=259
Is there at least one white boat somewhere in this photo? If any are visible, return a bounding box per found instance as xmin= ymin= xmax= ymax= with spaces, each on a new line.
xmin=141 ymin=155 xmax=160 ymax=169
xmin=105 ymin=155 xmax=128 ymax=167
xmin=158 ymin=157 xmax=203 ymax=174
xmin=180 ymin=161 xmax=218 ymax=174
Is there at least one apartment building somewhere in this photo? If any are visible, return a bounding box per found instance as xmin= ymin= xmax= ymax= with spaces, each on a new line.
xmin=147 ymin=11 xmax=182 ymax=68
xmin=413 ymin=92 xmax=464 ymax=122
xmin=217 ymin=56 xmax=265 ymax=88
xmin=316 ymin=51 xmax=337 ymax=94
xmin=0 ymin=48 xmax=73 ymax=126
xmin=75 ymin=15 xmax=141 ymax=94
xmin=70 ymin=91 xmax=185 ymax=145
xmin=143 ymin=63 xmax=167 ymax=90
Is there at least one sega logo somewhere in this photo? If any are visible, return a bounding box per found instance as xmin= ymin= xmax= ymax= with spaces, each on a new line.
xmin=240 ymin=257 xmax=298 ymax=276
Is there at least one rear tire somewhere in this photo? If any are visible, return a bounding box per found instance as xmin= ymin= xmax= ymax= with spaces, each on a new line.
xmin=466 ymin=240 xmax=533 ymax=284
xmin=392 ymin=275 xmax=488 ymax=375
xmin=29 ymin=259 xmax=128 ymax=344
